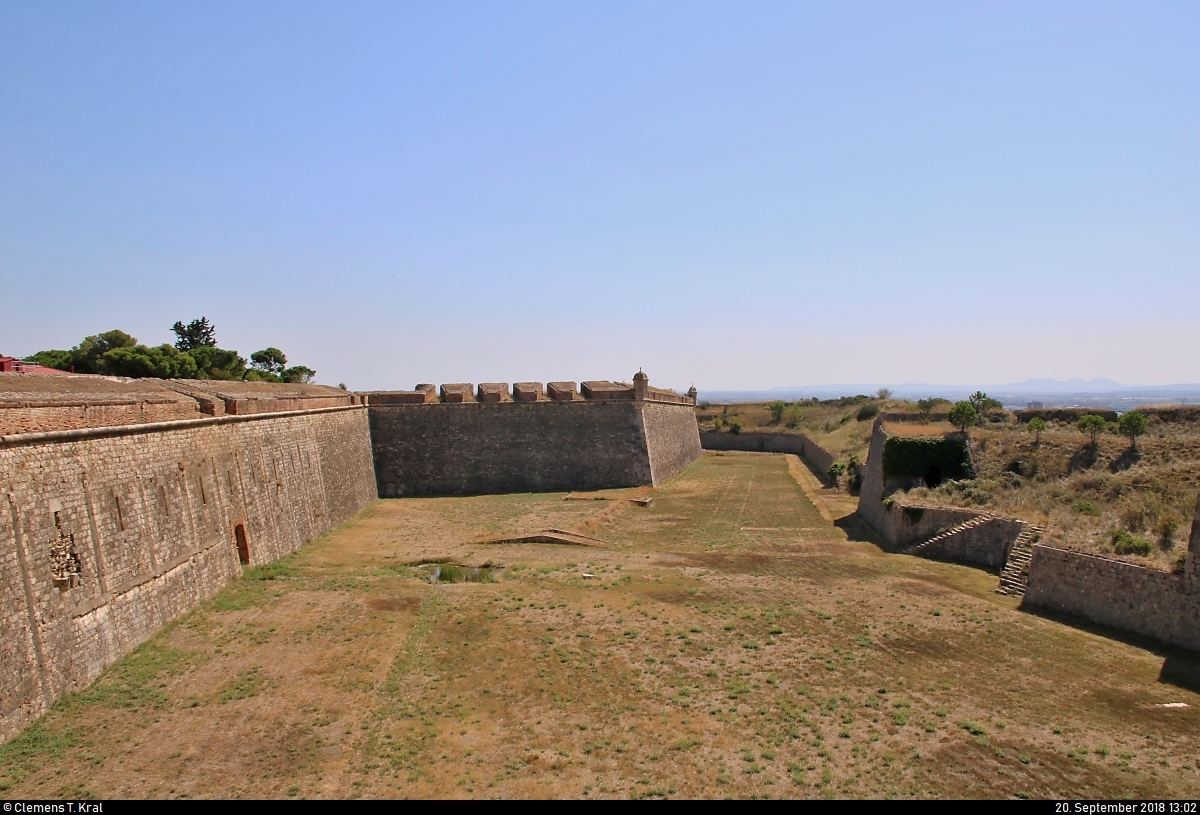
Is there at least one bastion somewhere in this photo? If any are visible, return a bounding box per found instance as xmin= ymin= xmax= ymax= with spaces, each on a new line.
xmin=364 ymin=371 xmax=702 ymax=497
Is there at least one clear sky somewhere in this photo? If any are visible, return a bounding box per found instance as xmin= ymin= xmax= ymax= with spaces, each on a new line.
xmin=2 ymin=2 xmax=1197 ymax=392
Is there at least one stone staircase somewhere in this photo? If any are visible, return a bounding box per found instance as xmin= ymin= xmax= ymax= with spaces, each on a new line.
xmin=900 ymin=514 xmax=996 ymax=557
xmin=995 ymin=524 xmax=1045 ymax=597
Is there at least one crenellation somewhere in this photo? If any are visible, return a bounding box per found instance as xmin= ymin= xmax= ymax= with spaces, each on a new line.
xmin=547 ymin=382 xmax=578 ymax=401
xmin=513 ymin=382 xmax=543 ymax=401
xmin=477 ymin=383 xmax=509 ymax=402
xmin=440 ymin=383 xmax=474 ymax=403
xmin=581 ymin=381 xmax=634 ymax=400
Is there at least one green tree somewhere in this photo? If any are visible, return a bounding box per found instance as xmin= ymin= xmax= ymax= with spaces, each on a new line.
xmin=1076 ymin=414 xmax=1107 ymax=447
xmin=281 ymin=365 xmax=316 ymax=384
xmin=968 ymin=390 xmax=1003 ymax=422
xmin=1027 ymin=417 xmax=1047 ymax=445
xmin=876 ymin=387 xmax=893 ymax=400
xmin=1117 ymin=411 xmax=1148 ymax=450
xmin=250 ymin=347 xmax=288 ymax=376
xmin=101 ymin=344 xmax=200 ymax=379
xmin=187 ymin=346 xmax=247 ymax=380
xmin=171 ymin=318 xmax=217 ymax=351
xmin=767 ymin=400 xmax=786 ymax=424
xmin=948 ymin=401 xmax=977 ymax=432
xmin=69 ymin=330 xmax=138 ymax=374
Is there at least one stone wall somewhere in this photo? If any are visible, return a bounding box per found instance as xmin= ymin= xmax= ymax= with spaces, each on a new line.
xmin=0 ymin=406 xmax=376 ymax=741
xmin=857 ymin=419 xmax=1027 ymax=553
xmin=369 ymin=400 xmax=700 ymax=497
xmin=643 ymin=402 xmax=704 ymax=486
xmin=0 ymin=374 xmax=206 ymax=435
xmin=699 ymin=431 xmax=835 ymax=481
xmin=1023 ymin=544 xmax=1199 ymax=651
xmin=0 ymin=376 xmax=361 ymax=435
xmin=858 ymin=414 xmax=1200 ymax=651
xmin=914 ymin=516 xmax=1027 ymax=567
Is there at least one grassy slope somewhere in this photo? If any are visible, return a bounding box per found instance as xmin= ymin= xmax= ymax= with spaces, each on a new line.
xmin=2 ymin=452 xmax=1197 ymax=799
xmin=902 ymin=417 xmax=1200 ymax=571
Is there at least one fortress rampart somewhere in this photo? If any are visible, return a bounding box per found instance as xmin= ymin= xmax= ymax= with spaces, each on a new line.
xmin=0 ymin=371 xmax=701 ymax=740
xmin=0 ymin=374 xmax=362 ymax=435
xmin=0 ymin=404 xmax=377 ymax=741
xmin=698 ymin=430 xmax=836 ymax=482
xmin=367 ymin=376 xmax=701 ymax=496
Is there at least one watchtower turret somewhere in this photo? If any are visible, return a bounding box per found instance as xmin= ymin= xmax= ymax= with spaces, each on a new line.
xmin=633 ymin=369 xmax=649 ymax=401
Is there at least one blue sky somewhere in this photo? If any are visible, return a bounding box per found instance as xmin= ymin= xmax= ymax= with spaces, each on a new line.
xmin=2 ymin=2 xmax=1197 ymax=391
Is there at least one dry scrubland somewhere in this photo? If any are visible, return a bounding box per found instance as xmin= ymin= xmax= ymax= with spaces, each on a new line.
xmin=902 ymin=418 xmax=1200 ymax=572
xmin=2 ymin=452 xmax=1198 ymax=799
xmin=697 ymin=398 xmax=906 ymax=461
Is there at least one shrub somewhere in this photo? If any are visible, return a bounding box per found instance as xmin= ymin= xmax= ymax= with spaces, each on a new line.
xmin=1156 ymin=515 xmax=1181 ymax=547
xmin=1110 ymin=530 xmax=1152 ymax=556
xmin=1027 ymin=417 xmax=1047 ymax=444
xmin=827 ymin=462 xmax=847 ymax=486
xmin=727 ymin=417 xmax=742 ymax=435
xmin=1072 ymin=500 xmax=1101 ymax=517
xmin=856 ymin=403 xmax=881 ymax=422
xmin=768 ymin=401 xmax=786 ymax=423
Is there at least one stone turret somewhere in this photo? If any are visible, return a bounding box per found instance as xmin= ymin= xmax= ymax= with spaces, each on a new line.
xmin=687 ymin=385 xmax=697 ymax=402
xmin=633 ymin=369 xmax=649 ymax=401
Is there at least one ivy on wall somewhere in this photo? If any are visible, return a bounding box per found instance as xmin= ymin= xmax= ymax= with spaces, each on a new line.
xmin=881 ymin=436 xmax=973 ymax=481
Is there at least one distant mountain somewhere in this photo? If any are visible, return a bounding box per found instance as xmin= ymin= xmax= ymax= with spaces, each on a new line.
xmin=699 ymin=378 xmax=1200 ymax=409
xmin=993 ymin=378 xmax=1127 ymax=394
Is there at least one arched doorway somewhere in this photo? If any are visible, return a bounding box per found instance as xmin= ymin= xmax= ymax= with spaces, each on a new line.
xmin=233 ymin=523 xmax=250 ymax=565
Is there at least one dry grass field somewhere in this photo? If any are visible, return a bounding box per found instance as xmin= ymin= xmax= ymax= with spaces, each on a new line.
xmin=2 ymin=452 xmax=1198 ymax=799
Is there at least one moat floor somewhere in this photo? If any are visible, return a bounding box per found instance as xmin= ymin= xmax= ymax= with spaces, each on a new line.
xmin=3 ymin=451 xmax=1198 ymax=799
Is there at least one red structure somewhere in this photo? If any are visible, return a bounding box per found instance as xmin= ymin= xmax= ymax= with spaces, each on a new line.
xmin=0 ymin=356 xmax=72 ymax=375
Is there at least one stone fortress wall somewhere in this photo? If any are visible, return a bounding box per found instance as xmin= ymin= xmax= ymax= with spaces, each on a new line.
xmin=0 ymin=402 xmax=377 ymax=741
xmin=0 ymin=370 xmax=702 ymax=741
xmin=858 ymin=416 xmax=1200 ymax=652
xmin=0 ymin=374 xmax=364 ymax=436
xmin=367 ymin=373 xmax=702 ymax=497
xmin=698 ymin=430 xmax=836 ymax=481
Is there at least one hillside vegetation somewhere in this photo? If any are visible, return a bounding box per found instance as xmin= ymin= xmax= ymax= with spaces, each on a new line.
xmin=697 ymin=396 xmax=916 ymax=463
xmin=900 ymin=412 xmax=1199 ymax=572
